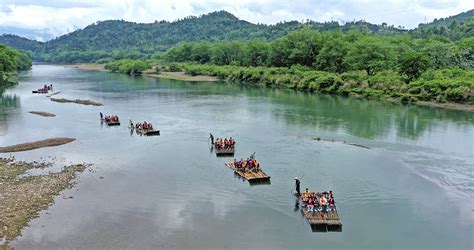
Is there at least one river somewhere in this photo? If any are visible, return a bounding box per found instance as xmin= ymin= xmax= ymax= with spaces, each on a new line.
xmin=1 ymin=65 xmax=473 ymax=249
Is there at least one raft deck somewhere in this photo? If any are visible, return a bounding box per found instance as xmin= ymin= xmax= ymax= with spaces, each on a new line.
xmin=215 ymin=147 xmax=235 ymax=156
xmin=105 ymin=120 xmax=121 ymax=126
xmin=225 ymin=162 xmax=270 ymax=182
xmin=32 ymin=90 xmax=48 ymax=94
xmin=298 ymin=194 xmax=342 ymax=232
xmin=136 ymin=128 xmax=160 ymax=136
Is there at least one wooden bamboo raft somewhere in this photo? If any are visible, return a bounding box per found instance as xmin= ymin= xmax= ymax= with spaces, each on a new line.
xmin=136 ymin=128 xmax=160 ymax=136
xmin=104 ymin=120 xmax=120 ymax=126
xmin=215 ymin=147 xmax=235 ymax=156
xmin=32 ymin=90 xmax=48 ymax=94
xmin=225 ymin=162 xmax=271 ymax=182
xmin=297 ymin=194 xmax=342 ymax=232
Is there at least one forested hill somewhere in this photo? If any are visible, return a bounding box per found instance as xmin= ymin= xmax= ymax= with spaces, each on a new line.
xmin=0 ymin=34 xmax=43 ymax=51
xmin=0 ymin=10 xmax=405 ymax=63
xmin=417 ymin=9 xmax=474 ymax=28
xmin=410 ymin=9 xmax=474 ymax=40
xmin=0 ymin=9 xmax=472 ymax=63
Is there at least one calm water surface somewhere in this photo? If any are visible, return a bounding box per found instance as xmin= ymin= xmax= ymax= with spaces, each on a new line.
xmin=1 ymin=65 xmax=473 ymax=249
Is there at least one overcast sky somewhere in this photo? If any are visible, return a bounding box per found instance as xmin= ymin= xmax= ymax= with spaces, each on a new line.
xmin=0 ymin=0 xmax=472 ymax=41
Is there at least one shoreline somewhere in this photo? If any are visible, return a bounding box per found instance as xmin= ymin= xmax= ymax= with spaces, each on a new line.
xmin=0 ymin=158 xmax=88 ymax=247
xmin=61 ymin=63 xmax=472 ymax=112
xmin=63 ymin=64 xmax=219 ymax=82
xmin=145 ymin=72 xmax=219 ymax=82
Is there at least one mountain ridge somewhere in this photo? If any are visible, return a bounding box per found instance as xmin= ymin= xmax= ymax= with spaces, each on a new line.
xmin=0 ymin=9 xmax=472 ymax=63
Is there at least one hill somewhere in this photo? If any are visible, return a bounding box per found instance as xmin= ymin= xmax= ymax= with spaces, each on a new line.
xmin=0 ymin=10 xmax=471 ymax=63
xmin=418 ymin=9 xmax=474 ymax=28
xmin=0 ymin=10 xmax=405 ymax=63
xmin=0 ymin=34 xmax=43 ymax=52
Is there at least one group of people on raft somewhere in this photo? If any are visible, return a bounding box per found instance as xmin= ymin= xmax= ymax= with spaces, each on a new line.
xmin=233 ymin=157 xmax=260 ymax=173
xmin=104 ymin=114 xmax=119 ymax=122
xmin=134 ymin=121 xmax=154 ymax=130
xmin=35 ymin=84 xmax=53 ymax=93
xmin=214 ymin=137 xmax=236 ymax=149
xmin=300 ymin=187 xmax=336 ymax=213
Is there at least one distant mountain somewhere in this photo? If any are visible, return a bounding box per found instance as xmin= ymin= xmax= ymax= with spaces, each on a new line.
xmin=0 ymin=26 xmax=56 ymax=42
xmin=418 ymin=9 xmax=473 ymax=28
xmin=0 ymin=34 xmax=43 ymax=51
xmin=0 ymin=10 xmax=471 ymax=63
xmin=409 ymin=9 xmax=473 ymax=40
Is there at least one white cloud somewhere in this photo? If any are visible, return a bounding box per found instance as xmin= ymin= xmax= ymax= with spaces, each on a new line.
xmin=0 ymin=0 xmax=472 ymax=40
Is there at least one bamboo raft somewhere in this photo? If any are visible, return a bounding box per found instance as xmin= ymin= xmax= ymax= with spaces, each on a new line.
xmin=225 ymin=162 xmax=271 ymax=182
xmin=32 ymin=89 xmax=48 ymax=94
xmin=215 ymin=147 xmax=235 ymax=156
xmin=135 ymin=128 xmax=160 ymax=136
xmin=104 ymin=119 xmax=120 ymax=126
xmin=297 ymin=194 xmax=342 ymax=232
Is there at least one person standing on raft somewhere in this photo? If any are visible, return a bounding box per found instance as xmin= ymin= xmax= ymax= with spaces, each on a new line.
xmin=100 ymin=112 xmax=103 ymax=119
xmin=295 ymin=177 xmax=301 ymax=196
xmin=209 ymin=133 xmax=214 ymax=144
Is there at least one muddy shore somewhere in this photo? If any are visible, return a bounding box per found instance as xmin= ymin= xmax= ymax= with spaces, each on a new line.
xmin=0 ymin=138 xmax=75 ymax=153
xmin=0 ymin=158 xmax=88 ymax=247
xmin=50 ymin=98 xmax=103 ymax=106
xmin=28 ymin=111 xmax=56 ymax=117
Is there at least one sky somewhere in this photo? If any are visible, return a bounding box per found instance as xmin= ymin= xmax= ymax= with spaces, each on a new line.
xmin=0 ymin=0 xmax=473 ymax=41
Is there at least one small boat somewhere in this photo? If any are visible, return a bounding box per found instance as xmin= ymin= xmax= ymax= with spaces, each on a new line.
xmin=296 ymin=191 xmax=342 ymax=232
xmin=225 ymin=162 xmax=270 ymax=182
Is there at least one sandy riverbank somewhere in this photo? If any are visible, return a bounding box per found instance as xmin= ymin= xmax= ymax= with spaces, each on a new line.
xmin=0 ymin=138 xmax=75 ymax=153
xmin=0 ymin=158 xmax=88 ymax=247
xmin=64 ymin=63 xmax=107 ymax=72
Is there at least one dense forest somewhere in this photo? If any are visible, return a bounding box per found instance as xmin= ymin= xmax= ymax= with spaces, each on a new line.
xmin=2 ymin=10 xmax=472 ymax=64
xmin=0 ymin=44 xmax=32 ymax=85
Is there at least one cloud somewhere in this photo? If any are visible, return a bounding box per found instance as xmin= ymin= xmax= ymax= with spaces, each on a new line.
xmin=0 ymin=0 xmax=472 ymax=40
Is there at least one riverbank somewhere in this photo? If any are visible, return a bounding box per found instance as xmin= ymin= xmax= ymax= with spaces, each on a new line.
xmin=64 ymin=63 xmax=218 ymax=82
xmin=0 ymin=158 xmax=88 ymax=247
xmin=64 ymin=63 xmax=107 ymax=72
xmin=146 ymin=72 xmax=218 ymax=82
xmin=62 ymin=63 xmax=473 ymax=112
xmin=175 ymin=63 xmax=474 ymax=113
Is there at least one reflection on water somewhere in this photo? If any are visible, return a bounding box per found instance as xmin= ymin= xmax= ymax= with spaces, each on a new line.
xmin=1 ymin=65 xmax=472 ymax=249
xmin=0 ymin=89 xmax=21 ymax=133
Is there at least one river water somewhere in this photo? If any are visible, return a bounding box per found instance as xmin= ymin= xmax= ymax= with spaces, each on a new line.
xmin=1 ymin=65 xmax=473 ymax=249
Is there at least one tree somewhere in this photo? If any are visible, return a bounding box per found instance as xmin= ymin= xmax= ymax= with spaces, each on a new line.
xmin=315 ymin=33 xmax=349 ymax=73
xmin=399 ymin=52 xmax=430 ymax=82
xmin=345 ymin=36 xmax=396 ymax=75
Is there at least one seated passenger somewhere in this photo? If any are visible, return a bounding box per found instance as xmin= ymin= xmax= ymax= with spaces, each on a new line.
xmin=320 ymin=195 xmax=328 ymax=212
xmin=307 ymin=199 xmax=314 ymax=212
xmin=313 ymin=196 xmax=321 ymax=212
xmin=328 ymin=197 xmax=336 ymax=211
